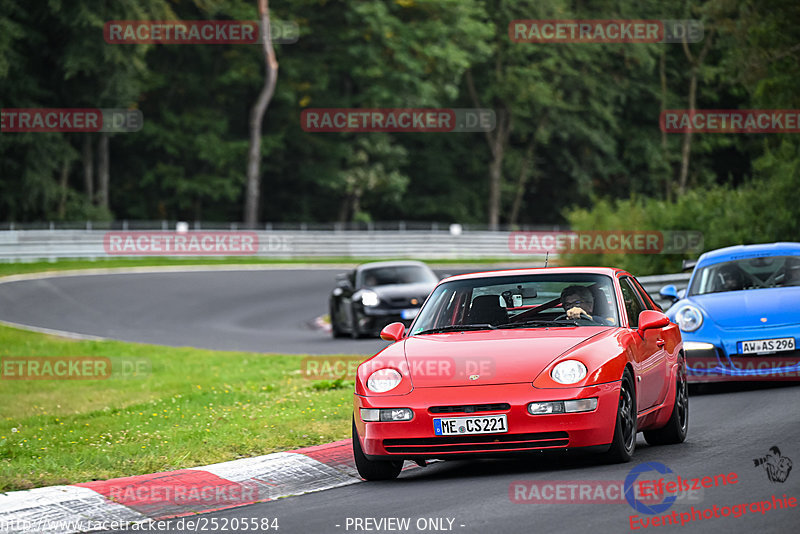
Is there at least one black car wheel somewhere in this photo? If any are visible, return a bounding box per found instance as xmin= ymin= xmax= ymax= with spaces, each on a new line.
xmin=350 ymin=305 xmax=364 ymax=339
xmin=644 ymin=357 xmax=689 ymax=445
xmin=602 ymin=369 xmax=636 ymax=463
xmin=352 ymin=419 xmax=403 ymax=481
xmin=330 ymin=304 xmax=347 ymax=338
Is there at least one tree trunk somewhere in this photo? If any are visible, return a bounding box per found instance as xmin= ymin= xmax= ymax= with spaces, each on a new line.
xmin=82 ymin=135 xmax=94 ymax=204
xmin=659 ymin=51 xmax=671 ymax=202
xmin=509 ymin=137 xmax=537 ymax=227
xmin=58 ymin=158 xmax=70 ymax=219
xmin=677 ymin=70 xmax=696 ymax=195
xmin=244 ymin=0 xmax=279 ymax=227
xmin=677 ymin=29 xmax=714 ymax=196
xmin=97 ymin=133 xmax=110 ymax=210
xmin=487 ymin=120 xmax=505 ymax=229
xmin=337 ymin=195 xmax=350 ymax=223
xmin=466 ymin=70 xmax=512 ymax=230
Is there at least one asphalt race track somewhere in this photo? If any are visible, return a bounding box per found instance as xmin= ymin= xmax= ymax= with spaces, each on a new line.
xmin=106 ymin=382 xmax=799 ymax=534
xmin=1 ymin=269 xmax=798 ymax=533
xmin=0 ymin=269 xmax=390 ymax=355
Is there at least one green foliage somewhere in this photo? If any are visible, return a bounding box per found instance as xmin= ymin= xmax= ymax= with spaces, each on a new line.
xmin=562 ymin=139 xmax=800 ymax=275
xmin=0 ymin=0 xmax=798 ymax=229
xmin=310 ymin=379 xmax=354 ymax=391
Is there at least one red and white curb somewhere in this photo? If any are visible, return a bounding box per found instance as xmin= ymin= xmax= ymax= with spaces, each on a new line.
xmin=314 ymin=315 xmax=332 ymax=334
xmin=0 ymin=440 xmax=416 ymax=533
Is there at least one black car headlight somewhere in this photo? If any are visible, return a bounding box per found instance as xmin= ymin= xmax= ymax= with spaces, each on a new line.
xmin=360 ymin=290 xmax=380 ymax=307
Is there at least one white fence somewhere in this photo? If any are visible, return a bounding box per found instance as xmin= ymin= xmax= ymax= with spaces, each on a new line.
xmin=0 ymin=229 xmax=694 ymax=305
xmin=0 ymin=229 xmax=542 ymax=261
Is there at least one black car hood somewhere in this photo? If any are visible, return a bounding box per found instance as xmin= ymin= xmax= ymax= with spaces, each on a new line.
xmin=368 ymin=282 xmax=436 ymax=301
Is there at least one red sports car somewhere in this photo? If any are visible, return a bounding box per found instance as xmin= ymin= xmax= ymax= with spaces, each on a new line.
xmin=352 ymin=267 xmax=688 ymax=480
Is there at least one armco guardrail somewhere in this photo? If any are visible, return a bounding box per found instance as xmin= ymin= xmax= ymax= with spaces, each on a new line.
xmin=0 ymin=229 xmax=546 ymax=261
xmin=0 ymin=228 xmax=696 ymax=293
xmin=0 ymin=228 xmax=693 ymax=305
xmin=638 ymin=272 xmax=692 ymax=309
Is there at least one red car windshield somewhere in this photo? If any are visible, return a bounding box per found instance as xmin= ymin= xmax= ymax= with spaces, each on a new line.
xmin=410 ymin=273 xmax=619 ymax=334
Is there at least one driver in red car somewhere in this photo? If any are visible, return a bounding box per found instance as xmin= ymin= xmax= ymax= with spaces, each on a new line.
xmin=560 ymin=285 xmax=612 ymax=325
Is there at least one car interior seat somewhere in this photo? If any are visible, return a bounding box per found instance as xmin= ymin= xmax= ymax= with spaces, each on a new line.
xmin=467 ymin=295 xmax=508 ymax=326
xmin=589 ymin=286 xmax=612 ymax=317
xmin=713 ymin=266 xmax=745 ymax=292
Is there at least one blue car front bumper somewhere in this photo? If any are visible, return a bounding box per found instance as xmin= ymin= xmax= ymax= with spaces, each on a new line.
xmin=682 ymin=324 xmax=800 ymax=381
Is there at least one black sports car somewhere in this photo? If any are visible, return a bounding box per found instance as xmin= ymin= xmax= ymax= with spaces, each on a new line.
xmin=329 ymin=261 xmax=438 ymax=338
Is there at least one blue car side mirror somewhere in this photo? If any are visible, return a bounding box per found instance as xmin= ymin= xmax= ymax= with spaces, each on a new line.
xmin=659 ymin=285 xmax=680 ymax=303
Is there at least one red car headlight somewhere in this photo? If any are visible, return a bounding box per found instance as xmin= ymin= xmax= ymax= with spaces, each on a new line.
xmin=528 ymin=398 xmax=598 ymax=415
xmin=360 ymin=408 xmax=414 ymax=421
xmin=551 ymin=360 xmax=587 ymax=384
xmin=367 ymin=368 xmax=403 ymax=393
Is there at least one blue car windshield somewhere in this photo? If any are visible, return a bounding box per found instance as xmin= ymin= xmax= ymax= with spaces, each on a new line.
xmin=688 ymin=255 xmax=800 ymax=296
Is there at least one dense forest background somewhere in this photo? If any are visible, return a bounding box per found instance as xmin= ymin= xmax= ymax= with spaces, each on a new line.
xmin=1 ymin=0 xmax=798 ymax=262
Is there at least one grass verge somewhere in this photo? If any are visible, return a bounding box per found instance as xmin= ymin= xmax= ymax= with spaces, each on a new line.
xmin=0 ymin=324 xmax=361 ymax=492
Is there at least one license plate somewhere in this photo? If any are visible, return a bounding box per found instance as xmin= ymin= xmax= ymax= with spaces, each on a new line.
xmin=433 ymin=415 xmax=507 ymax=436
xmin=401 ymin=308 xmax=419 ymax=320
xmin=740 ymin=337 xmax=796 ymax=354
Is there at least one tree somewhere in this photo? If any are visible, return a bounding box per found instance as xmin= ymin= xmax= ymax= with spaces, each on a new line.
xmin=244 ymin=0 xmax=279 ymax=227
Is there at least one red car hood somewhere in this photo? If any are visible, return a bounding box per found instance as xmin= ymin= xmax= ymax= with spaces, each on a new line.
xmin=401 ymin=328 xmax=609 ymax=387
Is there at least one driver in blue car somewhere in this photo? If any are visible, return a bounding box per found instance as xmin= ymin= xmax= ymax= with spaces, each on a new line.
xmin=560 ymin=285 xmax=611 ymax=324
xmin=716 ymin=263 xmax=745 ymax=292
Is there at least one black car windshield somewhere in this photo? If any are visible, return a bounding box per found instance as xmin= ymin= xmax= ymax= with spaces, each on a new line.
xmin=360 ymin=265 xmax=437 ymax=287
xmin=688 ymin=255 xmax=800 ymax=296
xmin=409 ymin=273 xmax=619 ymax=335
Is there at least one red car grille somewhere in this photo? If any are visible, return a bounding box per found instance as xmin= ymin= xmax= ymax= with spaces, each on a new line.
xmin=383 ymin=431 xmax=569 ymax=454
xmin=428 ymin=403 xmax=511 ymax=414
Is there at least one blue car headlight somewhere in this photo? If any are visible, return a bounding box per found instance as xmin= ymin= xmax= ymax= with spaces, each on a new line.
xmin=675 ymin=304 xmax=703 ymax=332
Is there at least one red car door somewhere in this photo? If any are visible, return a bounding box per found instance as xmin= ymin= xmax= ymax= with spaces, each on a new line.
xmin=619 ymin=277 xmax=668 ymax=411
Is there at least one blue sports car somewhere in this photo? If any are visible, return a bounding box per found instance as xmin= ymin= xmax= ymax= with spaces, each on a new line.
xmin=660 ymin=242 xmax=800 ymax=382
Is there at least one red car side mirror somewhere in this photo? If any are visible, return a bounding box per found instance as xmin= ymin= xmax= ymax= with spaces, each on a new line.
xmin=637 ymin=310 xmax=670 ymax=335
xmin=380 ymin=322 xmax=406 ymax=342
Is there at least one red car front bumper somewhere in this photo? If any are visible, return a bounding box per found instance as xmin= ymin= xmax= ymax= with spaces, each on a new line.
xmin=354 ymin=381 xmax=621 ymax=459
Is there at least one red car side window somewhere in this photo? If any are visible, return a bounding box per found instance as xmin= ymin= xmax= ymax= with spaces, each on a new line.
xmin=630 ymin=277 xmax=661 ymax=312
xmin=619 ymin=277 xmax=645 ymax=328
